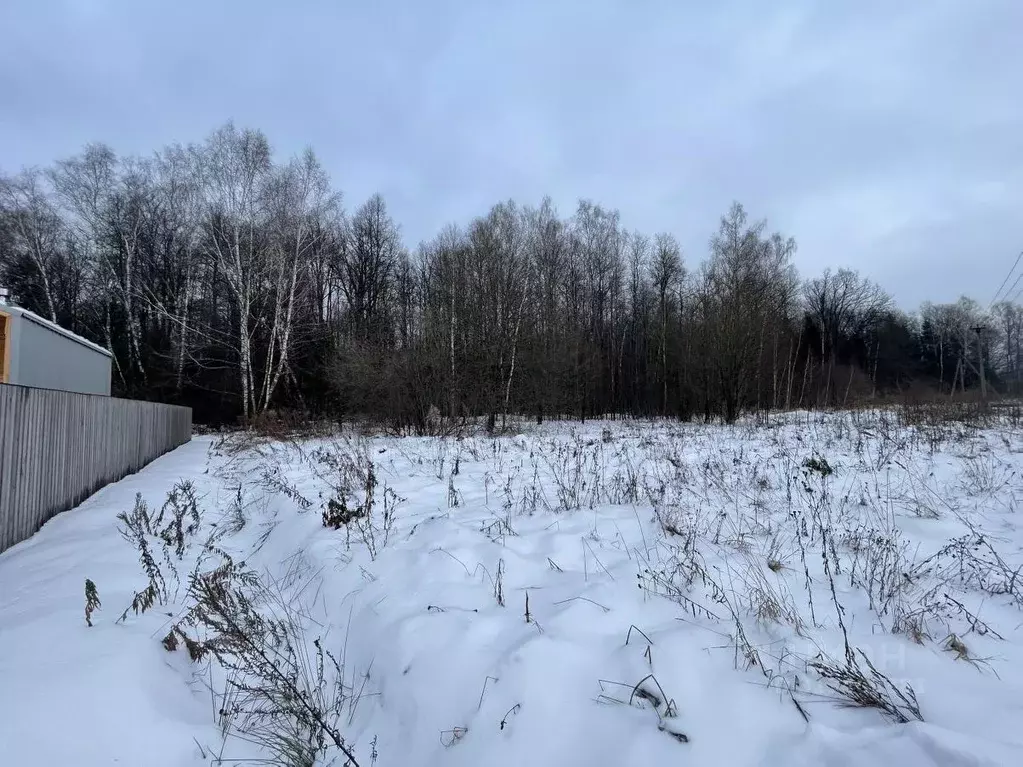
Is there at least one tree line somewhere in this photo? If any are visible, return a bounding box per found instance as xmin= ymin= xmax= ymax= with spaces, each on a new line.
xmin=1 ymin=122 xmax=1020 ymax=430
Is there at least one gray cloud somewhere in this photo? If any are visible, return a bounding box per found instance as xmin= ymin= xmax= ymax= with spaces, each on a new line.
xmin=1 ymin=0 xmax=1020 ymax=308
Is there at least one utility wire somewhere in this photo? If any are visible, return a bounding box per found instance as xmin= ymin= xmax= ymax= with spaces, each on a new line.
xmin=989 ymin=249 xmax=1023 ymax=309
xmin=1003 ymin=270 xmax=1023 ymax=307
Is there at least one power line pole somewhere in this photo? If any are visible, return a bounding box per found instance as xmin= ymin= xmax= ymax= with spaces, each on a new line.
xmin=973 ymin=325 xmax=988 ymax=401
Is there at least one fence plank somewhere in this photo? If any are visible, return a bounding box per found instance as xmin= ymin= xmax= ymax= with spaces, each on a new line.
xmin=0 ymin=384 xmax=192 ymax=553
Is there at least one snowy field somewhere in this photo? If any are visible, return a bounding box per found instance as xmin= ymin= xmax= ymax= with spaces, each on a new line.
xmin=2 ymin=410 xmax=1022 ymax=766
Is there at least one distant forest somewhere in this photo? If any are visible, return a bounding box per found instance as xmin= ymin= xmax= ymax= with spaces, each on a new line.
xmin=1 ymin=122 xmax=1019 ymax=429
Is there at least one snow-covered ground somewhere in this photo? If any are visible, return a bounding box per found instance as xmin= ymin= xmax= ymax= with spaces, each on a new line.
xmin=2 ymin=411 xmax=1022 ymax=766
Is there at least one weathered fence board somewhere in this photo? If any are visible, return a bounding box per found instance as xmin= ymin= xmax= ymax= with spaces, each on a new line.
xmin=0 ymin=384 xmax=192 ymax=553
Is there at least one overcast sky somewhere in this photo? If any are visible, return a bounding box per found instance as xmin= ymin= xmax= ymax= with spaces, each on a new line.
xmin=1 ymin=0 xmax=1020 ymax=309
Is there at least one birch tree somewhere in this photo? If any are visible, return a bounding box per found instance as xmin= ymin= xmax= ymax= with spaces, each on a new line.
xmin=192 ymin=122 xmax=273 ymax=419
xmin=0 ymin=169 xmax=65 ymax=322
xmin=257 ymin=149 xmax=339 ymax=411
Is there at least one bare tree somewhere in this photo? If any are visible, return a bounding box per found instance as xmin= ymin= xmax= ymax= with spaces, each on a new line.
xmin=0 ymin=169 xmax=66 ymax=322
xmin=992 ymin=301 xmax=1023 ymax=393
xmin=698 ymin=202 xmax=795 ymax=421
xmin=650 ymin=233 xmax=683 ymax=415
xmin=803 ymin=268 xmax=891 ymax=405
xmin=338 ymin=193 xmax=400 ymax=343
xmin=1 ymin=122 xmax=1003 ymax=425
xmin=257 ymin=149 xmax=339 ymax=411
xmin=191 ymin=122 xmax=274 ymax=419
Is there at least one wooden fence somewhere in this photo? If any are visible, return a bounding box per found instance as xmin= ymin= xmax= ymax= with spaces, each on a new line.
xmin=0 ymin=384 xmax=192 ymax=553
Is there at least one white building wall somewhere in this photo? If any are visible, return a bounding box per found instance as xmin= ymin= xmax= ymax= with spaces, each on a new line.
xmin=1 ymin=306 xmax=112 ymax=396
